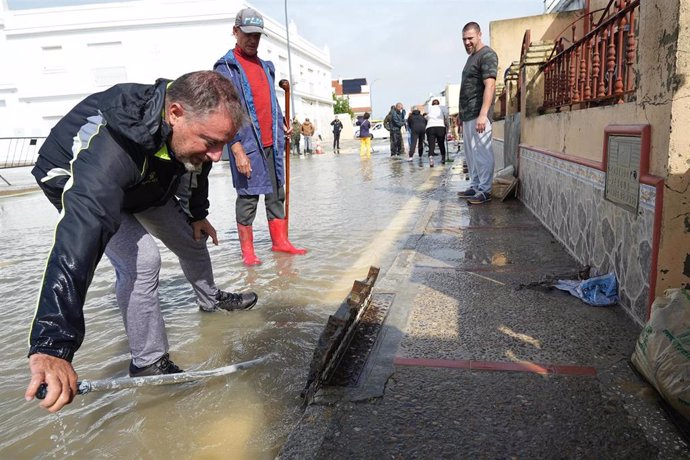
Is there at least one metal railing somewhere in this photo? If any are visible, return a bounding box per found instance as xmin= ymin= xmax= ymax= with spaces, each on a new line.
xmin=0 ymin=137 xmax=46 ymax=168
xmin=542 ymin=0 xmax=639 ymax=111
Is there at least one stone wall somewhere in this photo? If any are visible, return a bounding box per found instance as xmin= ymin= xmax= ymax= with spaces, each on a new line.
xmin=519 ymin=147 xmax=657 ymax=326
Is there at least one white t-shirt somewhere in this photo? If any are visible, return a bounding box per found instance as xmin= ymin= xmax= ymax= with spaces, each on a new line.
xmin=426 ymin=104 xmax=448 ymax=129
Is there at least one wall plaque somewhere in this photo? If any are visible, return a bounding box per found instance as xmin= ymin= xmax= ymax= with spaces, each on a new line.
xmin=605 ymin=135 xmax=641 ymax=212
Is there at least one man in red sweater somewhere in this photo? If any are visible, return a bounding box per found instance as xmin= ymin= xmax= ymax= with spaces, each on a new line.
xmin=214 ymin=8 xmax=306 ymax=265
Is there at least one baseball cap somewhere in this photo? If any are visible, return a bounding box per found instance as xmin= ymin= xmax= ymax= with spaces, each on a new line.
xmin=235 ymin=8 xmax=264 ymax=34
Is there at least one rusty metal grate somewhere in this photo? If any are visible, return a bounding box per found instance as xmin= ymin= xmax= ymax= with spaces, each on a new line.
xmin=301 ymin=267 xmax=381 ymax=402
xmin=327 ymin=292 xmax=395 ymax=387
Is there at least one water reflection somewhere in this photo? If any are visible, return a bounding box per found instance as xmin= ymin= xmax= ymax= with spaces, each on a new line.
xmin=360 ymin=158 xmax=373 ymax=182
xmin=0 ymin=147 xmax=434 ymax=458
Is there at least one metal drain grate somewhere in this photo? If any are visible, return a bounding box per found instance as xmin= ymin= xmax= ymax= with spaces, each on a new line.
xmin=327 ymin=292 xmax=395 ymax=387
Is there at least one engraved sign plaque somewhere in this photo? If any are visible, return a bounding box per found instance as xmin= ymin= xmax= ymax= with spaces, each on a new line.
xmin=605 ymin=135 xmax=641 ymax=212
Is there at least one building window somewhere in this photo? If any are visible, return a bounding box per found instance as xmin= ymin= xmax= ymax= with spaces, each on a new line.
xmin=92 ymin=67 xmax=128 ymax=87
xmin=43 ymin=115 xmax=64 ymax=124
xmin=88 ymin=42 xmax=126 ymax=87
xmin=87 ymin=41 xmax=124 ymax=64
xmin=42 ymin=45 xmax=65 ymax=73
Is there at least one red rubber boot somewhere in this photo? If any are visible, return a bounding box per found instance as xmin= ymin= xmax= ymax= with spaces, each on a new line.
xmin=268 ymin=218 xmax=307 ymax=254
xmin=237 ymin=223 xmax=262 ymax=266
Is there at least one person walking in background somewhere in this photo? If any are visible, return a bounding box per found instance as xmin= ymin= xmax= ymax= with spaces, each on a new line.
xmin=330 ymin=116 xmax=343 ymax=153
xmin=357 ymin=112 xmax=372 ymax=158
xmin=291 ymin=117 xmax=302 ymax=155
xmin=457 ymin=21 xmax=498 ymax=205
xmin=407 ymin=106 xmax=427 ymax=164
xmin=390 ymin=102 xmax=406 ymax=156
xmin=301 ymin=118 xmax=315 ymax=154
xmin=426 ymin=98 xmax=450 ymax=165
xmin=25 ymin=71 xmax=259 ymax=413
xmin=214 ymin=7 xmax=306 ymax=266
xmin=406 ymin=105 xmax=415 ymax=154
xmin=383 ymin=105 xmax=395 ymax=155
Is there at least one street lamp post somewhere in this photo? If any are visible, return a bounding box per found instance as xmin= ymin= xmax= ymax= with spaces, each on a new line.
xmin=369 ymin=78 xmax=381 ymax=118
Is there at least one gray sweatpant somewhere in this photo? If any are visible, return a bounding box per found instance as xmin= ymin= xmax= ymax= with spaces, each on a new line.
xmin=462 ymin=118 xmax=495 ymax=193
xmin=104 ymin=198 xmax=218 ymax=367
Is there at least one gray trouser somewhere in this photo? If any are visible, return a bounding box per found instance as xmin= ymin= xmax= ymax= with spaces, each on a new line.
xmin=303 ymin=135 xmax=313 ymax=152
xmin=462 ymin=118 xmax=494 ymax=193
xmin=104 ymin=198 xmax=218 ymax=367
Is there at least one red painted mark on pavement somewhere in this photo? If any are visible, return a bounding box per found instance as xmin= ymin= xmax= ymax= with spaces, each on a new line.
xmin=393 ymin=357 xmax=597 ymax=377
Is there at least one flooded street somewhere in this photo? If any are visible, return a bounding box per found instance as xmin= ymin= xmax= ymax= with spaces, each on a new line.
xmin=0 ymin=141 xmax=444 ymax=459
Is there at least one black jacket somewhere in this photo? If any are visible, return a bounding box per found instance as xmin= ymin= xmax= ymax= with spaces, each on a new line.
xmin=330 ymin=119 xmax=343 ymax=133
xmin=407 ymin=110 xmax=427 ymax=133
xmin=29 ymin=79 xmax=210 ymax=361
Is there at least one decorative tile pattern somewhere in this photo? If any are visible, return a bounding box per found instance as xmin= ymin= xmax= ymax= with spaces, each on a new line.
xmin=519 ymin=147 xmax=655 ymax=325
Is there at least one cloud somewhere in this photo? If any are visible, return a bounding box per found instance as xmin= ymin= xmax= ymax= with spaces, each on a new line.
xmin=252 ymin=0 xmax=545 ymax=116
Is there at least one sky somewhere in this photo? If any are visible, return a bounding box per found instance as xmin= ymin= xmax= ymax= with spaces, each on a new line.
xmin=6 ymin=0 xmax=545 ymax=118
xmin=250 ymin=0 xmax=545 ymax=117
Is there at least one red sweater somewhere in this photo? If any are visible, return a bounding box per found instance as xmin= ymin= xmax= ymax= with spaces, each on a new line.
xmin=234 ymin=47 xmax=273 ymax=147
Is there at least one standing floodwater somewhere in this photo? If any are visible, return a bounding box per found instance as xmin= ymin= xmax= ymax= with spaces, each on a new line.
xmin=0 ymin=142 xmax=443 ymax=458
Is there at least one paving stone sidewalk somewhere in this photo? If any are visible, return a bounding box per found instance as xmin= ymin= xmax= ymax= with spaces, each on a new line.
xmin=279 ymin=155 xmax=689 ymax=459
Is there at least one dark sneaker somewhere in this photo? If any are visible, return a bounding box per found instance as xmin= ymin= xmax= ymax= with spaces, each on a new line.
xmin=204 ymin=290 xmax=258 ymax=312
xmin=468 ymin=191 xmax=492 ymax=205
xmin=457 ymin=188 xmax=476 ymax=198
xmin=129 ymin=353 xmax=183 ymax=377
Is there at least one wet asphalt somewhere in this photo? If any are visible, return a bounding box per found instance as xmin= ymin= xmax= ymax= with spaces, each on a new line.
xmin=2 ymin=149 xmax=688 ymax=459
xmin=278 ymin=147 xmax=690 ymax=459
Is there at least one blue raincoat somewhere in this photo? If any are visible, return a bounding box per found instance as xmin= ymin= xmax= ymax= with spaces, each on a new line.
xmin=214 ymin=51 xmax=286 ymax=195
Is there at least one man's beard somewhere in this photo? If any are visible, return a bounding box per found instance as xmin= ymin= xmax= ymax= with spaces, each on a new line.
xmin=181 ymin=159 xmax=202 ymax=173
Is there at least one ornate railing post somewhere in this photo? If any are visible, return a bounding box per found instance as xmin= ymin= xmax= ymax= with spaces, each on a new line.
xmin=614 ymin=1 xmax=626 ymax=103
xmin=606 ymin=20 xmax=616 ymax=97
xmin=540 ymin=0 xmax=639 ymax=112
xmin=625 ymin=4 xmax=636 ymax=93
xmin=598 ymin=28 xmax=608 ymax=97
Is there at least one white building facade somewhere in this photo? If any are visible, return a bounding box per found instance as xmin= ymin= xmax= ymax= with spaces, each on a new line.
xmin=0 ymin=0 xmax=333 ymax=139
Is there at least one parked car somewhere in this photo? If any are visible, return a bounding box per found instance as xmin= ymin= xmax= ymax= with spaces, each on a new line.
xmin=354 ymin=122 xmax=389 ymax=139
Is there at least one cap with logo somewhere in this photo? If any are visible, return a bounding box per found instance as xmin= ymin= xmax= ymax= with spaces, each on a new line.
xmin=235 ymin=8 xmax=264 ymax=34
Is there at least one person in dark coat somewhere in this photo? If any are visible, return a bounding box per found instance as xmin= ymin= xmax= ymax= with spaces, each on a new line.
xmin=330 ymin=116 xmax=343 ymax=152
xmin=407 ymin=106 xmax=427 ymax=162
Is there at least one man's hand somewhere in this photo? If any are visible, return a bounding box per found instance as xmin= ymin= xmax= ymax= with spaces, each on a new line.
xmin=192 ymin=218 xmax=218 ymax=245
xmin=284 ymin=122 xmax=293 ymax=136
xmin=476 ymin=114 xmax=489 ymax=134
xmin=26 ymin=353 xmax=77 ymax=413
xmin=231 ymin=143 xmax=252 ymax=178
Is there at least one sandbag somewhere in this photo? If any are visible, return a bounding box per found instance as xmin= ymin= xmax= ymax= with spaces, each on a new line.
xmin=631 ymin=288 xmax=690 ymax=420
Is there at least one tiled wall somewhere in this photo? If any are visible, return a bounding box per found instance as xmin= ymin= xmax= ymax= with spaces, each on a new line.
xmin=519 ymin=147 xmax=656 ymax=326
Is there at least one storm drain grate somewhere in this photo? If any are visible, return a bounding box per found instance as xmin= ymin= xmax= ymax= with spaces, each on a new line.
xmin=301 ymin=267 xmax=381 ymax=402
xmin=327 ymin=292 xmax=395 ymax=387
